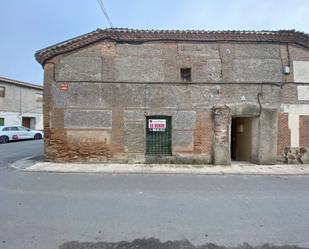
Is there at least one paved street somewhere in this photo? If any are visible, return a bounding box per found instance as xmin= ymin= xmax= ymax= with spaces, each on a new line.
xmin=0 ymin=140 xmax=43 ymax=169
xmin=1 ymin=141 xmax=309 ymax=249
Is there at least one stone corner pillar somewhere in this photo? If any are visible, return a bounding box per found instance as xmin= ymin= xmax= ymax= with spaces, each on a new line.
xmin=212 ymin=105 xmax=231 ymax=165
xmin=257 ymin=108 xmax=278 ymax=165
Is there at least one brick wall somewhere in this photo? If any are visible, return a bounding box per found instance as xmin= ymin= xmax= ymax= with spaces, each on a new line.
xmin=194 ymin=110 xmax=213 ymax=154
xmin=277 ymin=113 xmax=290 ymax=155
xmin=300 ymin=115 xmax=309 ymax=146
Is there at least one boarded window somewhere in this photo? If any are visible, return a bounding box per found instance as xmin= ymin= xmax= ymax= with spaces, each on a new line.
xmin=0 ymin=86 xmax=5 ymax=97
xmin=180 ymin=68 xmax=191 ymax=82
xmin=36 ymin=93 xmax=43 ymax=102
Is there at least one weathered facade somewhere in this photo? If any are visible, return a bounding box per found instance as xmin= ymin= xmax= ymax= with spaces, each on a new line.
xmin=35 ymin=29 xmax=309 ymax=164
xmin=0 ymin=76 xmax=43 ymax=129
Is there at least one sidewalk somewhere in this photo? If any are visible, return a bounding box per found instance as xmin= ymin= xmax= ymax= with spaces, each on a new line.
xmin=10 ymin=157 xmax=309 ymax=175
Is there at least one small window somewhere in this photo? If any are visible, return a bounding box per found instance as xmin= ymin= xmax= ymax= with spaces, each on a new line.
xmin=0 ymin=118 xmax=4 ymax=126
xmin=180 ymin=68 xmax=191 ymax=82
xmin=0 ymin=86 xmax=5 ymax=97
xmin=36 ymin=93 xmax=43 ymax=102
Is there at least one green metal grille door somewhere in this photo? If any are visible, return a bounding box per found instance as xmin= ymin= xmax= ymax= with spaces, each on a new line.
xmin=146 ymin=115 xmax=172 ymax=156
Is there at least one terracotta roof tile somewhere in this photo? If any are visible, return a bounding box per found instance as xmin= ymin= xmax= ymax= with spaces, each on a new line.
xmin=35 ymin=28 xmax=309 ymax=65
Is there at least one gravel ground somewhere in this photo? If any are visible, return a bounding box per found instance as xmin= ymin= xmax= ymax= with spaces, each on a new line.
xmin=59 ymin=238 xmax=307 ymax=249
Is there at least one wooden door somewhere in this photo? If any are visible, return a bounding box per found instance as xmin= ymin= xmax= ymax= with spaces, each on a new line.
xmin=22 ymin=117 xmax=31 ymax=128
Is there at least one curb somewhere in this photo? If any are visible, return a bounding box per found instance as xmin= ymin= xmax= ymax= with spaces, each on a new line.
xmin=11 ymin=159 xmax=309 ymax=176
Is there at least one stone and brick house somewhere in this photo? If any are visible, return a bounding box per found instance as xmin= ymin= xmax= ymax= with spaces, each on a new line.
xmin=35 ymin=28 xmax=309 ymax=164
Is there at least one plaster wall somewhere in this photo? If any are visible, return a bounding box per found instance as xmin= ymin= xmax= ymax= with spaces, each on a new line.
xmin=293 ymin=61 xmax=309 ymax=83
xmin=0 ymin=111 xmax=43 ymax=130
xmin=0 ymin=81 xmax=43 ymax=114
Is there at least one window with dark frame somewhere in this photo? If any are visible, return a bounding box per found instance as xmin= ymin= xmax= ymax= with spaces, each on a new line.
xmin=180 ymin=68 xmax=191 ymax=82
xmin=0 ymin=86 xmax=5 ymax=97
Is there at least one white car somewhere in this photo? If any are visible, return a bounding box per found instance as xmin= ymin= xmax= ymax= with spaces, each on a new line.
xmin=0 ymin=126 xmax=43 ymax=144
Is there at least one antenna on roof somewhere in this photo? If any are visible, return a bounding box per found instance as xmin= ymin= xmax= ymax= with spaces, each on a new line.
xmin=96 ymin=0 xmax=114 ymax=28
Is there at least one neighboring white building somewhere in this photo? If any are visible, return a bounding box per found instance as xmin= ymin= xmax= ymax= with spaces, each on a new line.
xmin=0 ymin=76 xmax=43 ymax=130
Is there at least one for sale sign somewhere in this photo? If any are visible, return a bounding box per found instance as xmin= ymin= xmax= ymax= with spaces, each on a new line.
xmin=148 ymin=119 xmax=166 ymax=132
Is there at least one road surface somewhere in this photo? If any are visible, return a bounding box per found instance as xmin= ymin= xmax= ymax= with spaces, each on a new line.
xmin=0 ymin=140 xmax=309 ymax=249
xmin=0 ymin=140 xmax=43 ymax=169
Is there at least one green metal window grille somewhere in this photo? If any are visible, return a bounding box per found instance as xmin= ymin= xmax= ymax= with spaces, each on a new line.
xmin=146 ymin=115 xmax=172 ymax=156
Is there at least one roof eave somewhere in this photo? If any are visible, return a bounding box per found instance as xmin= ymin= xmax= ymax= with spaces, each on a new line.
xmin=35 ymin=28 xmax=309 ymax=66
xmin=0 ymin=76 xmax=43 ymax=90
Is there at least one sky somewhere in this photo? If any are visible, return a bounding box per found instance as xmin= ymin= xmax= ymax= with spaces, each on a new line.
xmin=1 ymin=0 xmax=309 ymax=85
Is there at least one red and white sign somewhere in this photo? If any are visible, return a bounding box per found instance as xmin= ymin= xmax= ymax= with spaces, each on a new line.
xmin=59 ymin=83 xmax=69 ymax=91
xmin=12 ymin=134 xmax=19 ymax=140
xmin=148 ymin=119 xmax=166 ymax=131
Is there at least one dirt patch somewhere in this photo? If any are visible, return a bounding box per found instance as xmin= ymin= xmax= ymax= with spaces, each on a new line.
xmin=59 ymin=238 xmax=306 ymax=249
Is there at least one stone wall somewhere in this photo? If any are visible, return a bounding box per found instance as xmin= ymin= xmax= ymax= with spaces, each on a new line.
xmin=43 ymin=40 xmax=309 ymax=164
xmin=282 ymin=147 xmax=309 ymax=164
xmin=53 ymin=42 xmax=287 ymax=84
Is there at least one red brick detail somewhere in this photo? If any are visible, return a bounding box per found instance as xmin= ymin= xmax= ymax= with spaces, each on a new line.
xmin=194 ymin=110 xmax=213 ymax=154
xmin=277 ymin=113 xmax=290 ymax=155
xmin=300 ymin=115 xmax=309 ymax=147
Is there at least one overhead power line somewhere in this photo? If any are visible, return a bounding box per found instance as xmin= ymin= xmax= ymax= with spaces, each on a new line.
xmin=97 ymin=0 xmax=114 ymax=28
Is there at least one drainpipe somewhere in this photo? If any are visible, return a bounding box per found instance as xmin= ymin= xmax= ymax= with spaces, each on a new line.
xmin=257 ymin=85 xmax=263 ymax=117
